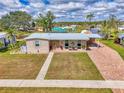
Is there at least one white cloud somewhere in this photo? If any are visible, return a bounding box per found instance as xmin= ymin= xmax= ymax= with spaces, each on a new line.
xmin=0 ymin=11 xmax=8 ymax=18
xmin=48 ymin=2 xmax=84 ymax=12
xmin=0 ymin=0 xmax=21 ymax=8
xmin=0 ymin=0 xmax=124 ymax=21
xmin=30 ymin=2 xmax=45 ymax=8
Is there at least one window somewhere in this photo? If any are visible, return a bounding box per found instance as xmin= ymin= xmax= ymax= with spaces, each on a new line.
xmin=65 ymin=40 xmax=68 ymax=49
xmin=35 ymin=41 xmax=40 ymax=47
xmin=77 ymin=40 xmax=81 ymax=49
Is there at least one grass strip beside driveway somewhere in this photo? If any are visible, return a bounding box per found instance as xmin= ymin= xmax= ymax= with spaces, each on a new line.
xmin=45 ymin=52 xmax=103 ymax=80
xmin=101 ymin=40 xmax=124 ymax=60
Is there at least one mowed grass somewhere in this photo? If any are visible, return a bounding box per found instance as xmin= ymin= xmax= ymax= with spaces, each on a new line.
xmin=45 ymin=53 xmax=104 ymax=80
xmin=101 ymin=40 xmax=124 ymax=60
xmin=0 ymin=88 xmax=113 ymax=93
xmin=0 ymin=54 xmax=47 ymax=79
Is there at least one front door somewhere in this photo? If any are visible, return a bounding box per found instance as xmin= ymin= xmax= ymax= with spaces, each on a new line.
xmin=50 ymin=41 xmax=60 ymax=50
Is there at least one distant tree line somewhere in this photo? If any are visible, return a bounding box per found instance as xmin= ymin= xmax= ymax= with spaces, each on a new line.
xmin=0 ymin=10 xmax=123 ymax=40
xmin=0 ymin=11 xmax=55 ymax=33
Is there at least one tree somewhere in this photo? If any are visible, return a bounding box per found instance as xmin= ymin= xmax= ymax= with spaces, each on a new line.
xmin=86 ymin=13 xmax=94 ymax=22
xmin=36 ymin=11 xmax=55 ymax=32
xmin=0 ymin=11 xmax=32 ymax=30
xmin=108 ymin=14 xmax=118 ymax=32
xmin=36 ymin=14 xmax=48 ymax=32
xmin=101 ymin=15 xmax=120 ymax=39
xmin=6 ymin=28 xmax=16 ymax=44
xmin=46 ymin=11 xmax=56 ymax=31
xmin=101 ymin=20 xmax=109 ymax=39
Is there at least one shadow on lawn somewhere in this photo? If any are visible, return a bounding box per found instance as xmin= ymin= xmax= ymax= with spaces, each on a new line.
xmin=0 ymin=48 xmax=9 ymax=53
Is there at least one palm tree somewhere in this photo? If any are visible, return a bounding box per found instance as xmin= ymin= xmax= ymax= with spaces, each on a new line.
xmin=46 ymin=11 xmax=55 ymax=31
xmin=108 ymin=14 xmax=119 ymax=38
xmin=36 ymin=14 xmax=47 ymax=32
xmin=101 ymin=20 xmax=109 ymax=39
xmin=4 ymin=28 xmax=16 ymax=45
xmin=86 ymin=13 xmax=94 ymax=22
xmin=36 ymin=11 xmax=55 ymax=32
xmin=108 ymin=15 xmax=118 ymax=29
xmin=101 ymin=15 xmax=120 ymax=39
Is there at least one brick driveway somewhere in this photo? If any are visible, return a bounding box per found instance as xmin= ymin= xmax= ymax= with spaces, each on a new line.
xmin=88 ymin=43 xmax=124 ymax=93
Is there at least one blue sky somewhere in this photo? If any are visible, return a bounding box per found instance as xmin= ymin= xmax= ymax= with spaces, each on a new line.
xmin=0 ymin=0 xmax=124 ymax=22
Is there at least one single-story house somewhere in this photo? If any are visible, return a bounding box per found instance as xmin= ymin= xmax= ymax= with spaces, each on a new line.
xmin=25 ymin=33 xmax=101 ymax=54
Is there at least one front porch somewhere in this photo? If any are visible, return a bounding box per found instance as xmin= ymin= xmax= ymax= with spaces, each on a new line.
xmin=49 ymin=40 xmax=87 ymax=52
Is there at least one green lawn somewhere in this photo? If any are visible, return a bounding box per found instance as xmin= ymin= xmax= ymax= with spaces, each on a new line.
xmin=0 ymin=54 xmax=47 ymax=79
xmin=101 ymin=40 xmax=124 ymax=60
xmin=45 ymin=52 xmax=104 ymax=80
xmin=0 ymin=88 xmax=113 ymax=93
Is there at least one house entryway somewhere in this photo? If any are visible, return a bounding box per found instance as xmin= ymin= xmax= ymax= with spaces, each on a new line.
xmin=49 ymin=41 xmax=63 ymax=51
xmin=49 ymin=40 xmax=87 ymax=52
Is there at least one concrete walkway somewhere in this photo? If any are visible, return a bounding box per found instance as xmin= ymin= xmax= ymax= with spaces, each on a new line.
xmin=0 ymin=80 xmax=124 ymax=89
xmin=88 ymin=43 xmax=124 ymax=93
xmin=36 ymin=52 xmax=54 ymax=80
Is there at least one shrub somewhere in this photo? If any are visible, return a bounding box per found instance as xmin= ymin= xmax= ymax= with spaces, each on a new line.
xmin=0 ymin=41 xmax=4 ymax=48
xmin=7 ymin=41 xmax=26 ymax=50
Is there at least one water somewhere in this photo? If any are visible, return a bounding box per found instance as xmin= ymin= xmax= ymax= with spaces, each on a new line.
xmin=52 ymin=27 xmax=67 ymax=33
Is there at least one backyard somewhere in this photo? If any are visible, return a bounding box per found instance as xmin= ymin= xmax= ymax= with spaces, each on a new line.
xmin=101 ymin=40 xmax=124 ymax=60
xmin=0 ymin=54 xmax=47 ymax=79
xmin=0 ymin=88 xmax=113 ymax=93
xmin=45 ymin=52 xmax=104 ymax=80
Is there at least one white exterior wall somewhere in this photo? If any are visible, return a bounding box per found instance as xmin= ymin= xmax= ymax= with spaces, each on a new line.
xmin=26 ymin=39 xmax=49 ymax=54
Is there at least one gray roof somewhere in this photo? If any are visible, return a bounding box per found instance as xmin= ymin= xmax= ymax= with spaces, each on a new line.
xmin=25 ymin=33 xmax=102 ymax=40
xmin=86 ymin=34 xmax=102 ymax=39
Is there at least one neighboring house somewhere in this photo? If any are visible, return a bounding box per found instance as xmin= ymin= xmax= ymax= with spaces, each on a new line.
xmin=90 ymin=28 xmax=101 ymax=34
xmin=118 ymin=26 xmax=124 ymax=31
xmin=0 ymin=32 xmax=9 ymax=49
xmin=0 ymin=32 xmax=16 ymax=49
xmin=25 ymin=33 xmax=101 ymax=54
xmin=81 ymin=28 xmax=101 ymax=34
xmin=81 ymin=30 xmax=92 ymax=34
xmin=118 ymin=33 xmax=124 ymax=46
